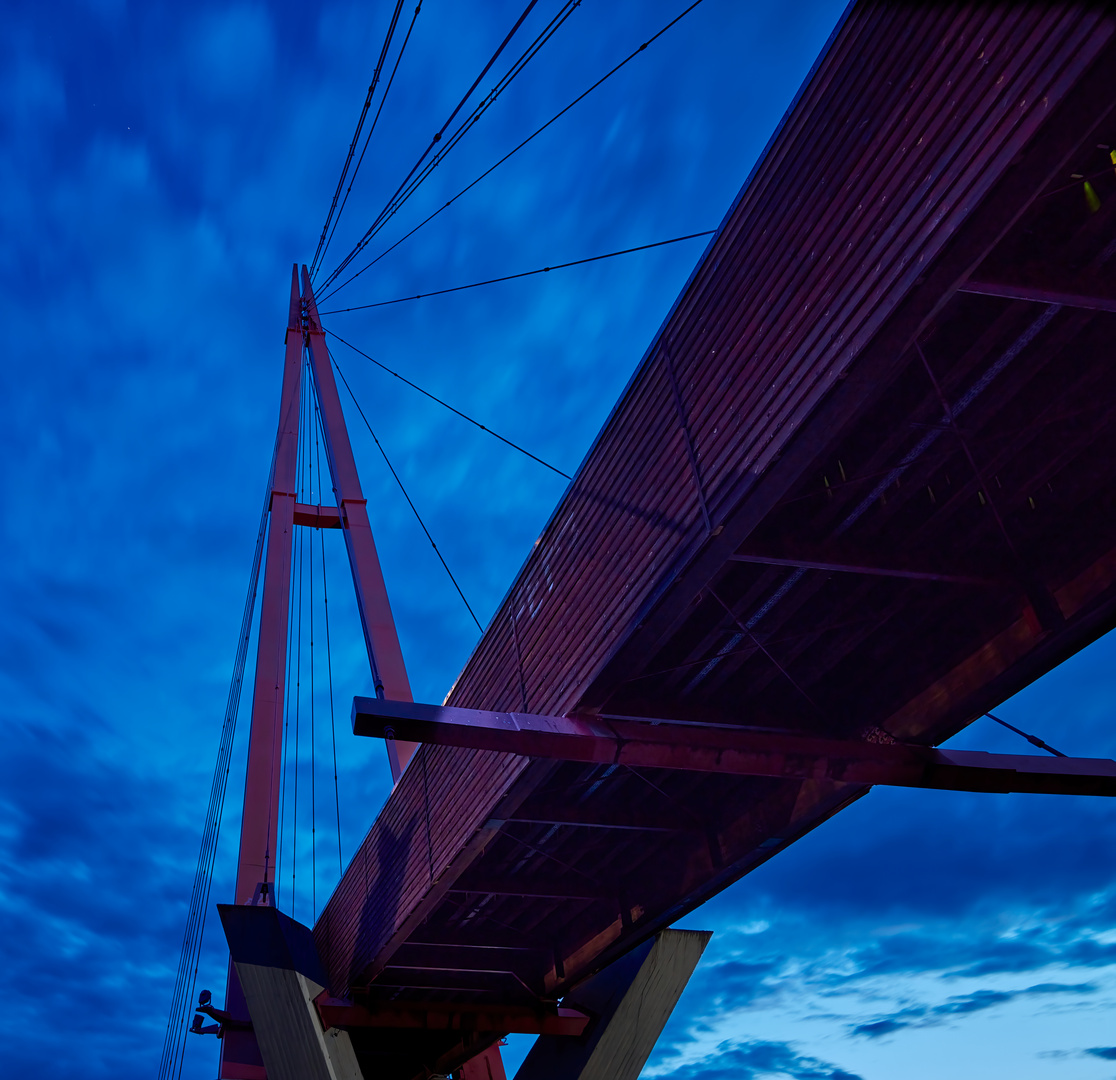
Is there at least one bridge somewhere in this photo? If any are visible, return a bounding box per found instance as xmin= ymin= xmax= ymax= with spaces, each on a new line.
xmin=165 ymin=3 xmax=1116 ymax=1079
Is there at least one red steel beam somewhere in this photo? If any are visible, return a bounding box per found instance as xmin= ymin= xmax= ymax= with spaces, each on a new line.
xmin=221 ymin=267 xmax=304 ymax=1080
xmin=959 ymin=269 xmax=1116 ymax=311
xmin=301 ymin=267 xmax=417 ymax=779
xmin=352 ymin=698 xmax=1116 ymax=797
xmin=234 ymin=266 xmax=302 ymax=904
xmin=314 ymin=994 xmax=590 ymax=1036
xmin=292 ymin=502 xmax=342 ymax=529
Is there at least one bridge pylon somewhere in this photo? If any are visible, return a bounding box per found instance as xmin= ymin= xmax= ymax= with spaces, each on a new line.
xmin=218 ymin=266 xmax=417 ymax=1080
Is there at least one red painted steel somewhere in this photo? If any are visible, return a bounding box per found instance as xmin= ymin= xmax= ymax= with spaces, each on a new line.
xmin=220 ymin=267 xmax=418 ymax=1077
xmin=293 ymin=502 xmax=342 ymax=529
xmin=220 ymin=267 xmax=303 ymax=1080
xmin=467 ymin=6 xmax=1115 ymax=721
xmin=234 ymin=265 xmax=302 ymax=903
xmin=301 ymin=267 xmax=416 ymax=779
xmin=727 ymin=550 xmax=998 ymax=586
xmin=313 ymin=743 xmax=530 ymax=994
xmin=959 ymin=276 xmax=1116 ymax=311
xmin=352 ymin=698 xmax=1116 ymax=795
xmin=315 ymin=995 xmax=589 ymax=1036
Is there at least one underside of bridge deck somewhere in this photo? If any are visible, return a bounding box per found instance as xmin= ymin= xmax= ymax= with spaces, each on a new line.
xmin=310 ymin=4 xmax=1116 ymax=1077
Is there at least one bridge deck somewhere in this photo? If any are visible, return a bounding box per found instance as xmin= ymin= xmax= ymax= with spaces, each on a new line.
xmin=312 ymin=4 xmax=1116 ymax=1076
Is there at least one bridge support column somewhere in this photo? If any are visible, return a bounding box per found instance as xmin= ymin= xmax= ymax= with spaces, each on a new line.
xmin=219 ymin=904 xmax=363 ymax=1080
xmin=459 ymin=1043 xmax=508 ymax=1080
xmin=513 ymin=929 xmax=710 ymax=1080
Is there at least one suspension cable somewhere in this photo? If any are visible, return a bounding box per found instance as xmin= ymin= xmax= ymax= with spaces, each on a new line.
xmin=305 ymin=392 xmax=314 ymax=923
xmin=326 ymin=328 xmax=570 ymax=478
xmin=985 ymin=711 xmax=1067 ymax=757
xmin=320 ymin=230 xmax=715 ymax=314
xmin=329 ymin=346 xmax=484 ymax=632
xmin=335 ymin=0 xmax=580 ymax=277
xmin=158 ymin=431 xmax=279 ymax=1080
xmin=320 ymin=0 xmax=581 ymax=292
xmin=313 ymin=1 xmax=425 ymax=280
xmin=315 ymin=402 xmax=344 ymax=878
xmin=320 ymin=0 xmax=543 ymax=288
xmin=320 ymin=0 xmax=707 ymax=301
xmin=291 ymin=359 xmax=310 ymax=921
xmin=315 ymin=3 xmax=424 ymax=280
xmin=275 ymin=539 xmax=293 ymax=908
xmin=310 ymin=0 xmax=409 ymax=278
xmin=278 ymin=354 xmax=311 ymax=906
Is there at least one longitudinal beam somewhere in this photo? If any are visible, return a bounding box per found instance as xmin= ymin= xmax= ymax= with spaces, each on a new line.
xmin=728 ymin=550 xmax=997 ymax=586
xmin=352 ymin=698 xmax=1116 ymax=797
xmin=959 ymin=269 xmax=1116 ymax=311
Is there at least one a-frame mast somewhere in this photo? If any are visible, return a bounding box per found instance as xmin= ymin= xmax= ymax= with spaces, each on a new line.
xmin=220 ymin=266 xmax=417 ymax=1079
xmin=234 ymin=267 xmax=417 ymax=908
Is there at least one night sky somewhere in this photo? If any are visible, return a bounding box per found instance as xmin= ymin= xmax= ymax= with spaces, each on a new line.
xmin=4 ymin=2 xmax=1116 ymax=1078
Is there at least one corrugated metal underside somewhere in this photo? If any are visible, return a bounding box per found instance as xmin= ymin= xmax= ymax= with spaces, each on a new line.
xmin=314 ymin=4 xmax=1116 ymax=1076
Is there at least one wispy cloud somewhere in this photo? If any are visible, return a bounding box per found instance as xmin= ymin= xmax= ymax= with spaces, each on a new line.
xmin=851 ymin=983 xmax=1096 ymax=1039
xmin=659 ymin=1039 xmax=863 ymax=1080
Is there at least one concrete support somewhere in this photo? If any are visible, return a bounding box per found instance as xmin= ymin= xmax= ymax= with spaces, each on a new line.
xmin=513 ymin=929 xmax=710 ymax=1080
xmin=459 ymin=1043 xmax=508 ymax=1080
xmin=219 ymin=904 xmax=363 ymax=1080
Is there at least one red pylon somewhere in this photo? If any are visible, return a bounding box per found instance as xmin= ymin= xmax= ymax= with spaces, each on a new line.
xmin=219 ymin=266 xmax=416 ymax=1079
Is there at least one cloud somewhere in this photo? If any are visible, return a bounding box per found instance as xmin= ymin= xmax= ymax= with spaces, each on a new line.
xmin=661 ymin=1039 xmax=863 ymax=1080
xmin=0 ymin=707 xmax=209 ymax=1079
xmin=851 ymin=1019 xmax=907 ymax=1038
xmin=697 ymin=958 xmax=782 ymax=1007
xmin=1 ymin=55 xmax=65 ymax=126
xmin=850 ymin=983 xmax=1097 ymax=1039
xmin=184 ymin=4 xmax=276 ymax=101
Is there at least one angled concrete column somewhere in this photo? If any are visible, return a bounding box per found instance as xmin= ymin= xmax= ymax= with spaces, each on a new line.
xmin=219 ymin=904 xmax=363 ymax=1080
xmin=459 ymin=1042 xmax=509 ymax=1080
xmin=514 ymin=929 xmax=711 ymax=1080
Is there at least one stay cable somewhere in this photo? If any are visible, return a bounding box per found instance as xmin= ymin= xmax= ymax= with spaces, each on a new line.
xmin=320 ymin=0 xmax=707 ymax=301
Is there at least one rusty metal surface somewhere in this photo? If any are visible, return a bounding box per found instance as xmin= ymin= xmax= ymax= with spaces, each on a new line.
xmin=312 ymin=5 xmax=1116 ymax=1076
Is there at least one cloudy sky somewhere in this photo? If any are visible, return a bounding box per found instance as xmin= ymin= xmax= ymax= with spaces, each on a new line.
xmin=3 ymin=1 xmax=1116 ymax=1078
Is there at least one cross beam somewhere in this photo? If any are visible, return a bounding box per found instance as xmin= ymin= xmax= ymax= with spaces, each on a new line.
xmin=292 ymin=502 xmax=342 ymax=529
xmin=314 ymin=994 xmax=590 ymax=1036
xmin=352 ymin=698 xmax=1116 ymax=797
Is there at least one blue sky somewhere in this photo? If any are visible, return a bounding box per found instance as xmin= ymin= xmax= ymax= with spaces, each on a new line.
xmin=2 ymin=2 xmax=1116 ymax=1078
